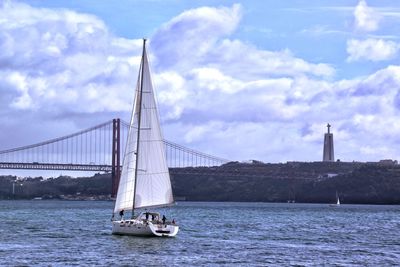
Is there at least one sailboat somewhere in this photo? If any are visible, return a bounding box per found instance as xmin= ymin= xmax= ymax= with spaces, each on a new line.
xmin=111 ymin=39 xmax=179 ymax=237
xmin=329 ymin=191 xmax=340 ymax=207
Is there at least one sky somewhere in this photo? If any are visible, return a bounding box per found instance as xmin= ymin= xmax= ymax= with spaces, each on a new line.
xmin=1 ymin=0 xmax=400 ymax=168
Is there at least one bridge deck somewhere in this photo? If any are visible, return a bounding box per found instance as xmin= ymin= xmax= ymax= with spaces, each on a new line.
xmin=0 ymin=162 xmax=113 ymax=172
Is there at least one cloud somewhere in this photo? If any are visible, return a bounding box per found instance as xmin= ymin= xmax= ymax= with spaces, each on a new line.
xmin=151 ymin=4 xmax=242 ymax=69
xmin=162 ymin=63 xmax=400 ymax=162
xmin=0 ymin=1 xmax=142 ymax=114
xmin=148 ymin=4 xmax=336 ymax=136
xmin=1 ymin=1 xmax=400 ymax=164
xmin=0 ymin=1 xmax=144 ymax=148
xmin=354 ymin=0 xmax=381 ymax=32
xmin=151 ymin=5 xmax=334 ymax=79
xmin=346 ymin=38 xmax=399 ymax=61
xmin=213 ymin=40 xmax=335 ymax=78
xmin=300 ymin=25 xmax=348 ymax=36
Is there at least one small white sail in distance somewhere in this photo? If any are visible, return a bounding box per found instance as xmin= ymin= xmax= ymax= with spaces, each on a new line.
xmin=113 ymin=41 xmax=173 ymax=213
xmin=336 ymin=191 xmax=340 ymax=205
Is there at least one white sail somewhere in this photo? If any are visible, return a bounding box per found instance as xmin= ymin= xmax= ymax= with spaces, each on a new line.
xmin=336 ymin=191 xmax=340 ymax=205
xmin=114 ymin=42 xmax=173 ymax=213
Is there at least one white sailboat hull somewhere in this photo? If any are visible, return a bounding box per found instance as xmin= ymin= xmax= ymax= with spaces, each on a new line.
xmin=112 ymin=220 xmax=179 ymax=237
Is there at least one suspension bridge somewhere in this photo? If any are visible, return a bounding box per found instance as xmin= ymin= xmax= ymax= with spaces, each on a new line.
xmin=0 ymin=119 xmax=229 ymax=196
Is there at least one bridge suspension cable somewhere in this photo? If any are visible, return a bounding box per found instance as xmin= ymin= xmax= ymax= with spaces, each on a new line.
xmin=0 ymin=118 xmax=229 ymax=171
xmin=0 ymin=120 xmax=128 ymax=171
xmin=119 ymin=119 xmax=229 ymax=168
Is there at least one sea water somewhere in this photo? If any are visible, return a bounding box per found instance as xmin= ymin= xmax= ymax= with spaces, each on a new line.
xmin=0 ymin=201 xmax=399 ymax=266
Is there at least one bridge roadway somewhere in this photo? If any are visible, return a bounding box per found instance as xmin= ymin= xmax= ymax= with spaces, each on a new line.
xmin=0 ymin=162 xmax=239 ymax=178
xmin=0 ymin=162 xmax=112 ymax=172
xmin=0 ymin=162 xmax=318 ymax=179
xmin=0 ymin=162 xmax=223 ymax=176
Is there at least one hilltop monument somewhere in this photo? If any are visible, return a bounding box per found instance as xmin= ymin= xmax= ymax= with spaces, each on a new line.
xmin=323 ymin=123 xmax=334 ymax=162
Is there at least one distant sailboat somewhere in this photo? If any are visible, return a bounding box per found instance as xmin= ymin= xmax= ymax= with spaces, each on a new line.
xmin=111 ymin=39 xmax=179 ymax=237
xmin=330 ymin=191 xmax=340 ymax=207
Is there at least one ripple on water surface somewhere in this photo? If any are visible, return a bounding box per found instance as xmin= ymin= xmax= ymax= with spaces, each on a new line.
xmin=0 ymin=201 xmax=399 ymax=266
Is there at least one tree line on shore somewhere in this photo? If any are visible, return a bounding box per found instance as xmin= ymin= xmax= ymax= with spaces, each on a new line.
xmin=1 ymin=161 xmax=400 ymax=204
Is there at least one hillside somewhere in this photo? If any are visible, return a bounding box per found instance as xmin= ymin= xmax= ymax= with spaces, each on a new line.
xmin=1 ymin=161 xmax=400 ymax=204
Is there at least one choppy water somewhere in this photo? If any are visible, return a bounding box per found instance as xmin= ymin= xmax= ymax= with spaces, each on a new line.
xmin=0 ymin=201 xmax=399 ymax=266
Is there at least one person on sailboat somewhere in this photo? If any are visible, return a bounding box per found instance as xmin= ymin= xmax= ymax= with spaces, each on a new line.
xmin=162 ymin=215 xmax=166 ymax=225
xmin=145 ymin=212 xmax=149 ymax=221
xmin=119 ymin=209 xmax=124 ymax=220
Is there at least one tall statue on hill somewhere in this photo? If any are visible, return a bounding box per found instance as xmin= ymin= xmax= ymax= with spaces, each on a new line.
xmin=323 ymin=123 xmax=334 ymax=162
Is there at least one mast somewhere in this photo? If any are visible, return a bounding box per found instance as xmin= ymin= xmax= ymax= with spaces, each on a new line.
xmin=131 ymin=39 xmax=146 ymax=218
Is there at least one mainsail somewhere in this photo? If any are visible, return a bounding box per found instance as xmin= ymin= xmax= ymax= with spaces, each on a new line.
xmin=113 ymin=40 xmax=173 ymax=213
